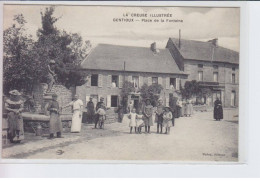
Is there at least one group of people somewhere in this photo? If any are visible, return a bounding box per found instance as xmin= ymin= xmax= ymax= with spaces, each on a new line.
xmin=127 ymin=98 xmax=174 ymax=135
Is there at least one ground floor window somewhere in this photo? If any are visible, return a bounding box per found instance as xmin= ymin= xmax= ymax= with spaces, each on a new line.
xmin=231 ymin=91 xmax=236 ymax=106
xmin=111 ymin=95 xmax=118 ymax=107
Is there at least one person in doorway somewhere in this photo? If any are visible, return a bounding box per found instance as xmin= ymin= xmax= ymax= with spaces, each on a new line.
xmin=128 ymin=100 xmax=134 ymax=113
xmin=47 ymin=94 xmax=62 ymax=139
xmin=63 ymin=95 xmax=83 ymax=133
xmin=163 ymin=107 xmax=173 ymax=134
xmin=86 ymin=97 xmax=95 ymax=123
xmin=5 ymin=90 xmax=24 ymax=143
xmin=214 ymin=97 xmax=223 ymax=121
xmin=155 ymin=98 xmax=164 ymax=134
xmin=143 ymin=98 xmax=154 ymax=134
xmin=94 ymin=97 xmax=106 ymax=129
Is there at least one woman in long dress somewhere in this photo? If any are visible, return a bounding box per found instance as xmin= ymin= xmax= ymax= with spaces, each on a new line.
xmin=214 ymin=98 xmax=223 ymax=121
xmin=47 ymin=93 xmax=63 ymax=139
xmin=5 ymin=90 xmax=24 ymax=143
xmin=143 ymin=98 xmax=153 ymax=134
xmin=63 ymin=95 xmax=83 ymax=133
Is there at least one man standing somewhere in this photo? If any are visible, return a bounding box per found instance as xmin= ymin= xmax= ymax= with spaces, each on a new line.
xmin=94 ymin=97 xmax=106 ymax=129
xmin=86 ymin=97 xmax=95 ymax=123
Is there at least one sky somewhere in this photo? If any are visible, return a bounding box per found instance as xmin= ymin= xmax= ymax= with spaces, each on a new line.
xmin=3 ymin=5 xmax=240 ymax=51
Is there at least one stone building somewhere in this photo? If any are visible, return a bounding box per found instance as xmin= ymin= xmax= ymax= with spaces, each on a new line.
xmin=76 ymin=43 xmax=188 ymax=111
xmin=166 ymin=38 xmax=239 ymax=107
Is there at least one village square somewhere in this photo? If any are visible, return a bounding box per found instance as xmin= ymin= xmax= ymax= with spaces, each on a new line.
xmin=2 ymin=6 xmax=239 ymax=161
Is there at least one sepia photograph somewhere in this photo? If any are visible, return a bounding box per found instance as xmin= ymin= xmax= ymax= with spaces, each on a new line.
xmin=1 ymin=4 xmax=240 ymax=162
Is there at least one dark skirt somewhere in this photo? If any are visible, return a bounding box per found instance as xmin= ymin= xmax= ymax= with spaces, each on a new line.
xmin=49 ymin=111 xmax=62 ymax=134
xmin=214 ymin=106 xmax=223 ymax=120
xmin=156 ymin=114 xmax=163 ymax=125
xmin=7 ymin=112 xmax=24 ymax=142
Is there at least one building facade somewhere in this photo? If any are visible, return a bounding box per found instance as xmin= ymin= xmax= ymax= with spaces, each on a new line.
xmin=166 ymin=38 xmax=239 ymax=107
xmin=76 ymin=44 xmax=187 ymax=110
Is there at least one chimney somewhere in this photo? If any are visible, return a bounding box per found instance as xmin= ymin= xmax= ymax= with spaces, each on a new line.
xmin=179 ymin=29 xmax=181 ymax=49
xmin=151 ymin=42 xmax=157 ymax=52
xmin=208 ymin=38 xmax=218 ymax=47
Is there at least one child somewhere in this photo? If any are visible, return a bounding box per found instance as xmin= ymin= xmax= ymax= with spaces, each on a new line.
xmin=163 ymin=107 xmax=173 ymax=134
xmin=136 ymin=111 xmax=144 ymax=134
xmin=128 ymin=108 xmax=137 ymax=133
xmin=155 ymin=98 xmax=164 ymax=134
xmin=96 ymin=102 xmax=106 ymax=129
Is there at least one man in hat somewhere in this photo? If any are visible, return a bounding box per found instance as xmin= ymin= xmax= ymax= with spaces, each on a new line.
xmin=46 ymin=59 xmax=57 ymax=92
xmin=94 ymin=97 xmax=106 ymax=129
xmin=47 ymin=93 xmax=62 ymax=139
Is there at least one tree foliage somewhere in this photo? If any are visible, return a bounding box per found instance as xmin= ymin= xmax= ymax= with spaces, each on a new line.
xmin=180 ymin=80 xmax=201 ymax=100
xmin=3 ymin=7 xmax=91 ymax=94
xmin=140 ymin=83 xmax=163 ymax=106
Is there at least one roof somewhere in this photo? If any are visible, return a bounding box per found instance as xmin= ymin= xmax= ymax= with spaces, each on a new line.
xmin=81 ymin=44 xmax=184 ymax=74
xmin=169 ymin=38 xmax=239 ymax=64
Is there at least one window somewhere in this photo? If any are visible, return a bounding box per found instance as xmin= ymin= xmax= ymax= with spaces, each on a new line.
xmin=198 ymin=64 xmax=203 ymax=68
xmin=213 ymin=65 xmax=218 ymax=69
xmin=91 ymin=74 xmax=98 ymax=86
xmin=232 ymin=67 xmax=236 ymax=71
xmin=152 ymin=77 xmax=158 ymax=84
xmin=213 ymin=72 xmax=218 ymax=82
xmin=132 ymin=76 xmax=139 ymax=88
xmin=111 ymin=95 xmax=118 ymax=107
xmin=170 ymin=78 xmax=176 ymax=89
xmin=198 ymin=71 xmax=203 ymax=81
xmin=232 ymin=73 xmax=235 ymax=84
xmin=231 ymin=91 xmax=236 ymax=107
xmin=112 ymin=75 xmax=118 ymax=87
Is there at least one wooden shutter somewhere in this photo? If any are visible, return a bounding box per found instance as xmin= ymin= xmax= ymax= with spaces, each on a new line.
xmin=106 ymin=95 xmax=111 ymax=108
xmin=128 ymin=75 xmax=132 ymax=82
xmin=139 ymin=76 xmax=143 ymax=88
xmin=158 ymin=77 xmax=162 ymax=85
xmin=176 ymin=78 xmax=180 ymax=90
xmin=86 ymin=76 xmax=91 ymax=87
xmin=119 ymin=75 xmax=123 ymax=88
xmin=98 ymin=74 xmax=103 ymax=87
xmin=107 ymin=75 xmax=112 ymax=88
xmin=166 ymin=77 xmax=170 ymax=89
xmin=148 ymin=77 xmax=152 ymax=86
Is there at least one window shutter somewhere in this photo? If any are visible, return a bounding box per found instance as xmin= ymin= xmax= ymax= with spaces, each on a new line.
xmin=128 ymin=75 xmax=132 ymax=82
xmin=86 ymin=95 xmax=90 ymax=103
xmin=86 ymin=76 xmax=91 ymax=87
xmin=106 ymin=95 xmax=111 ymax=108
xmin=139 ymin=76 xmax=143 ymax=88
xmin=166 ymin=77 xmax=170 ymax=89
xmin=98 ymin=74 xmax=103 ymax=87
xmin=166 ymin=97 xmax=169 ymax=106
xmin=176 ymin=78 xmax=180 ymax=90
xmin=158 ymin=77 xmax=162 ymax=85
xmin=148 ymin=77 xmax=152 ymax=86
xmin=119 ymin=75 xmax=123 ymax=88
xmin=107 ymin=75 xmax=112 ymax=88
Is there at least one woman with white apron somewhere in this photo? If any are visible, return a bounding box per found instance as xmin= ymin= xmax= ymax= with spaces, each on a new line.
xmin=63 ymin=95 xmax=83 ymax=133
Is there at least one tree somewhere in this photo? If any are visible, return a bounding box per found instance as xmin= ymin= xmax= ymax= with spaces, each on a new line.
xmin=3 ymin=14 xmax=40 ymax=94
xmin=180 ymin=80 xmax=200 ymax=100
xmin=140 ymin=83 xmax=163 ymax=106
xmin=35 ymin=7 xmax=91 ymax=88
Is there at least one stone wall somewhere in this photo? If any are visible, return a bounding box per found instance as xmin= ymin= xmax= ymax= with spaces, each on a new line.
xmin=32 ymin=83 xmax=75 ymax=113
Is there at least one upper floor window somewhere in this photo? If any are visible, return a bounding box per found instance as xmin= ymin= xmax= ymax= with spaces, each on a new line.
xmin=232 ymin=73 xmax=235 ymax=84
xmin=198 ymin=71 xmax=203 ymax=81
xmin=213 ymin=65 xmax=218 ymax=69
xmin=112 ymin=75 xmax=118 ymax=87
xmin=170 ymin=78 xmax=176 ymax=89
xmin=198 ymin=64 xmax=203 ymax=68
xmin=132 ymin=76 xmax=139 ymax=88
xmin=213 ymin=72 xmax=218 ymax=82
xmin=232 ymin=67 xmax=236 ymax=71
xmin=152 ymin=77 xmax=158 ymax=84
xmin=91 ymin=74 xmax=98 ymax=86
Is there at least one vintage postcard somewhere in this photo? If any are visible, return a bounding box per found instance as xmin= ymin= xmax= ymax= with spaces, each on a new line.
xmin=1 ymin=4 xmax=240 ymax=162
